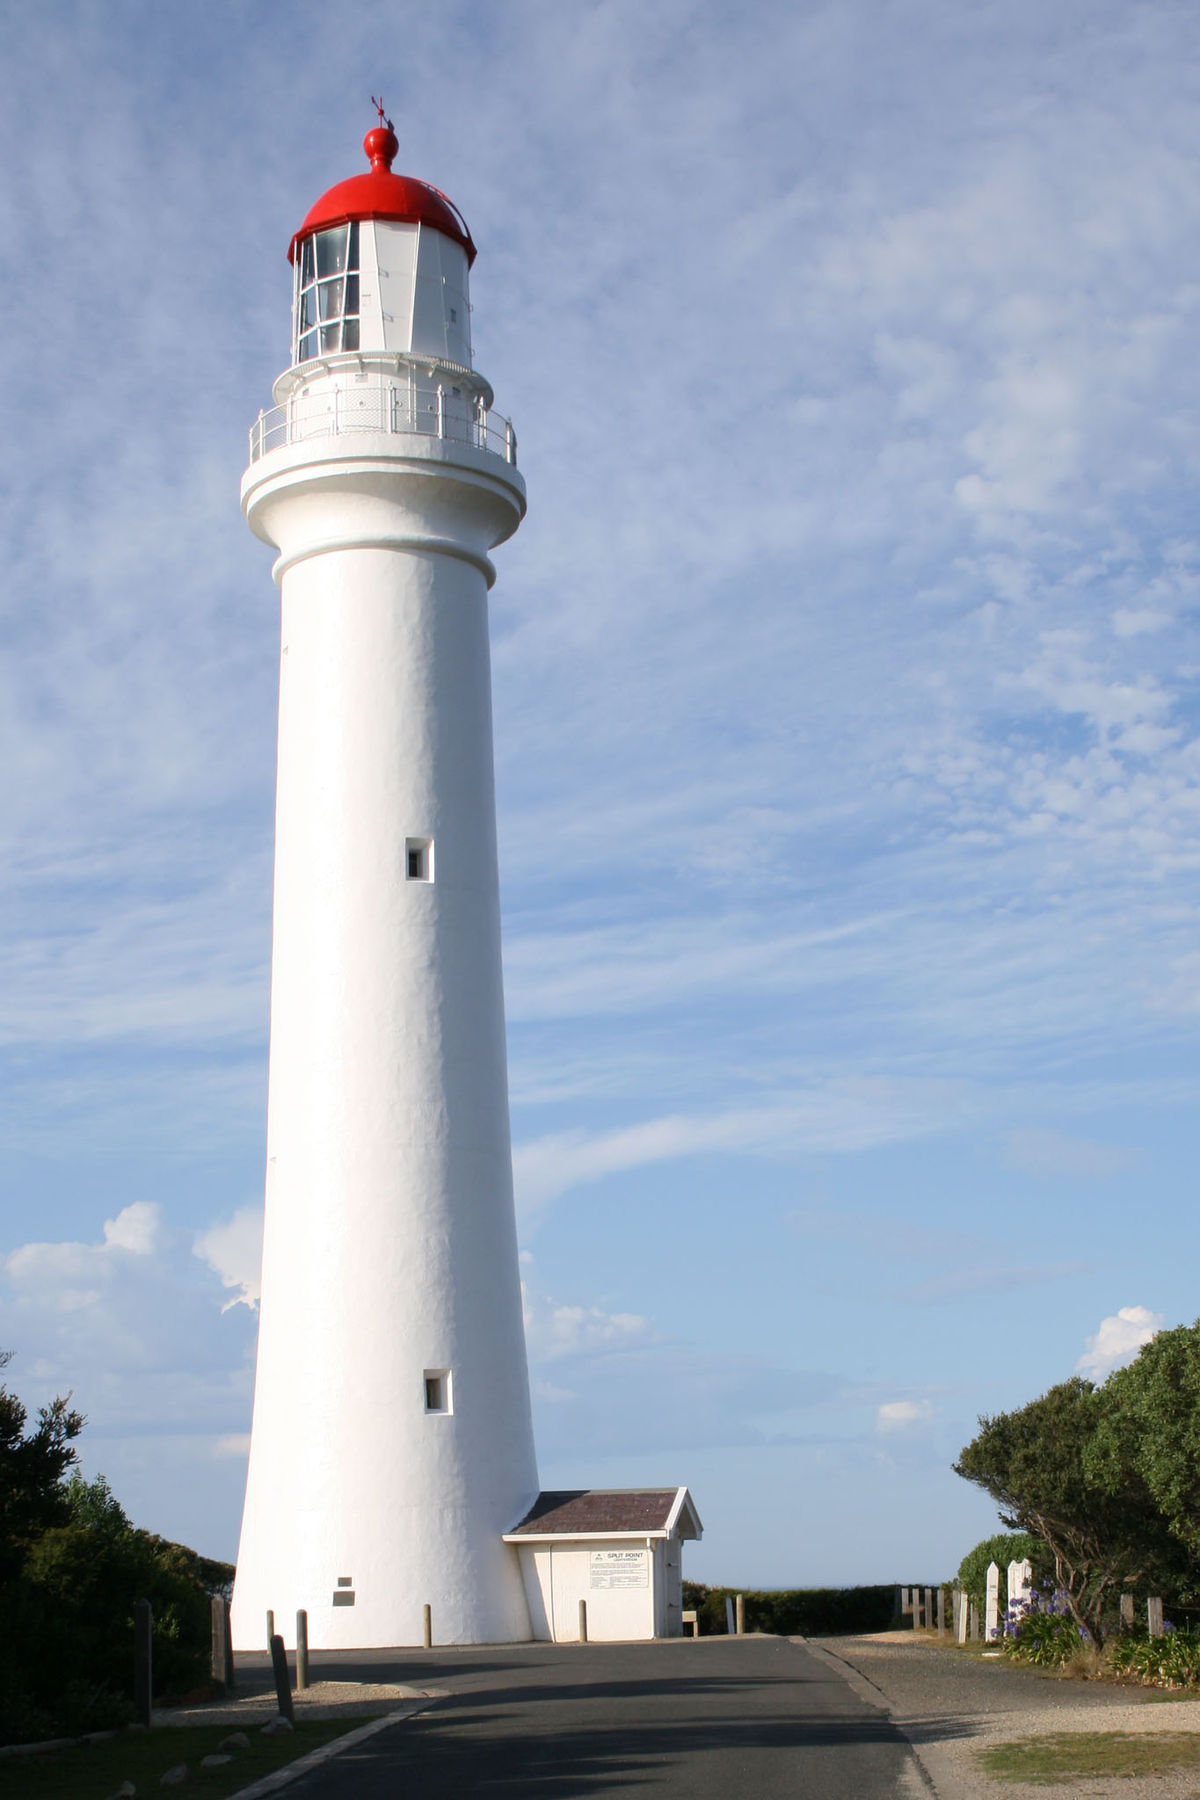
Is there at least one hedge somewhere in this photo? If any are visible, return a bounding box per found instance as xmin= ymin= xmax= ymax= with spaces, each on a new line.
xmin=682 ymin=1581 xmax=897 ymax=1636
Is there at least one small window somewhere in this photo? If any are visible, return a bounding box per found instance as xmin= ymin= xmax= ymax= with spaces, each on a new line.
xmin=406 ymin=837 xmax=433 ymax=882
xmin=424 ymin=1369 xmax=451 ymax=1413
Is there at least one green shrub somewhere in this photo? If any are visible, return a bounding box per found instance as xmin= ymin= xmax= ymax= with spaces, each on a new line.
xmin=681 ymin=1582 xmax=896 ymax=1636
xmin=0 ymin=1473 xmax=231 ymax=1743
xmin=1003 ymin=1593 xmax=1089 ymax=1667
xmin=1107 ymin=1628 xmax=1200 ymax=1689
xmin=957 ymin=1532 xmax=1045 ymax=1610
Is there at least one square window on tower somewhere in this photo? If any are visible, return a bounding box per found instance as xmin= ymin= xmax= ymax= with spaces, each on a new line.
xmin=406 ymin=837 xmax=434 ymax=882
xmin=424 ymin=1369 xmax=452 ymax=1413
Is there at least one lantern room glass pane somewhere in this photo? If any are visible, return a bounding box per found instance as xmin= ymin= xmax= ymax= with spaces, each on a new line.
xmin=342 ymin=317 xmax=360 ymax=351
xmin=315 ymin=226 xmax=348 ymax=277
xmin=318 ymin=279 xmax=343 ymax=321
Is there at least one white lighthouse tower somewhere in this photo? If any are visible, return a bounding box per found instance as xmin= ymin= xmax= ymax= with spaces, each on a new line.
xmin=230 ymin=113 xmax=538 ymax=1650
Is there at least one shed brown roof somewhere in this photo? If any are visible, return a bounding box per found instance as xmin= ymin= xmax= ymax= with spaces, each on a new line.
xmin=508 ymin=1489 xmax=680 ymax=1536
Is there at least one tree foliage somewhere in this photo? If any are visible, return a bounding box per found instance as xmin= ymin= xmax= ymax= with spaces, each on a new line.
xmin=1093 ymin=1322 xmax=1200 ymax=1563
xmin=954 ymin=1377 xmax=1186 ymax=1638
xmin=0 ymin=1350 xmax=83 ymax=1582
xmin=0 ymin=1358 xmax=234 ymax=1745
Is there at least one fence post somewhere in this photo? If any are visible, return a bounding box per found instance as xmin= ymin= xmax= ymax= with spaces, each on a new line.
xmin=578 ymin=1599 xmax=588 ymax=1643
xmin=985 ymin=1562 xmax=1000 ymax=1641
xmin=211 ymin=1596 xmax=234 ymax=1691
xmin=423 ymin=1603 xmax=433 ymax=1650
xmin=269 ymin=1633 xmax=295 ymax=1723
xmin=1120 ymin=1593 xmax=1135 ymax=1630
xmin=724 ymin=1596 xmax=736 ymax=1635
xmin=1148 ymin=1596 xmax=1164 ymax=1639
xmin=735 ymin=1594 xmax=745 ymax=1636
xmin=937 ymin=1587 xmax=946 ymax=1637
xmin=295 ymin=1610 xmax=309 ymax=1692
xmin=133 ymin=1599 xmax=153 ymax=1728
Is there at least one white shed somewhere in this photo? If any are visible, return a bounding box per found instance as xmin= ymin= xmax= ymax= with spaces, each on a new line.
xmin=503 ymin=1488 xmax=703 ymax=1642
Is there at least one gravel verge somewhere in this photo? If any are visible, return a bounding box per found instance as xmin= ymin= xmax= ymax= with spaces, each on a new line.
xmin=810 ymin=1631 xmax=1200 ymax=1800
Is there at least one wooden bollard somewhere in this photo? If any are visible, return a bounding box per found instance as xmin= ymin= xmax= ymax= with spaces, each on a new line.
xmin=211 ymin=1596 xmax=235 ymax=1691
xmin=269 ymin=1633 xmax=295 ymax=1723
xmin=296 ymin=1610 xmax=309 ymax=1692
xmin=133 ymin=1599 xmax=153 ymax=1728
xmin=1148 ymin=1596 xmax=1164 ymax=1638
xmin=735 ymin=1593 xmax=745 ymax=1636
xmin=578 ymin=1599 xmax=588 ymax=1643
xmin=423 ymin=1603 xmax=433 ymax=1650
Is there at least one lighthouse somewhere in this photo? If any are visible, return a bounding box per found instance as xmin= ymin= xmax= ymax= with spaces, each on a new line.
xmin=230 ymin=114 xmax=539 ymax=1649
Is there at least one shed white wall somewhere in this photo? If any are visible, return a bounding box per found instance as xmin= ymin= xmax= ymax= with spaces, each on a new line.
xmin=517 ymin=1541 xmax=669 ymax=1642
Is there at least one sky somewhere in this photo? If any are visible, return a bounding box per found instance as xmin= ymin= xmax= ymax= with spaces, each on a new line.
xmin=1 ymin=0 xmax=1199 ymax=1590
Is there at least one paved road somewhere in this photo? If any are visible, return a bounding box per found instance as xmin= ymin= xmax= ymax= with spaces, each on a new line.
xmin=275 ymin=1638 xmax=927 ymax=1797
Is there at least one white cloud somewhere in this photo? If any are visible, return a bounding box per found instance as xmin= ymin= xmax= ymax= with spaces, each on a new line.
xmin=523 ymin=1286 xmax=653 ymax=1363
xmin=1077 ymin=1305 xmax=1163 ymax=1381
xmin=877 ymin=1400 xmax=934 ymax=1433
xmin=1113 ymin=608 xmax=1172 ymax=637
xmin=213 ymin=1433 xmax=251 ymax=1460
xmin=1001 ymin=1127 xmax=1138 ymax=1180
xmin=103 ymin=1202 xmax=161 ymax=1255
xmin=193 ymin=1206 xmax=263 ymax=1312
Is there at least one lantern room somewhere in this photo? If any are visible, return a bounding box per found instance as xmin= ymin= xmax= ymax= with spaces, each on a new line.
xmin=287 ymin=118 xmax=476 ymax=369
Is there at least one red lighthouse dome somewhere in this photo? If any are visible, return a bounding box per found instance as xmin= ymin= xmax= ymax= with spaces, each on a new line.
xmin=288 ymin=122 xmax=477 ymax=267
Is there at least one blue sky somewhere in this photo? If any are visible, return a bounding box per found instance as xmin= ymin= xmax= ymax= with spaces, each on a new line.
xmin=2 ymin=0 xmax=1199 ymax=1588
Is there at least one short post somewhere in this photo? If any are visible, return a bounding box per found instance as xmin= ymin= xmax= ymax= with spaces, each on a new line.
xmin=295 ymin=1610 xmax=309 ymax=1692
xmin=211 ymin=1596 xmax=234 ymax=1692
xmin=578 ymin=1598 xmax=588 ymax=1643
xmin=423 ymin=1603 xmax=433 ymax=1650
xmin=725 ymin=1596 xmax=736 ymax=1635
xmin=133 ymin=1599 xmax=153 ymax=1728
xmin=1148 ymin=1596 xmax=1164 ymax=1639
xmin=1120 ymin=1593 xmax=1135 ymax=1630
xmin=269 ymin=1633 xmax=295 ymax=1724
xmin=954 ymin=1587 xmax=967 ymax=1645
xmin=266 ymin=1609 xmax=275 ymax=1648
xmin=937 ymin=1587 xmax=946 ymax=1637
xmin=969 ymin=1601 xmax=980 ymax=1642
xmin=925 ymin=1587 xmax=935 ymax=1635
xmin=735 ymin=1593 xmax=745 ymax=1636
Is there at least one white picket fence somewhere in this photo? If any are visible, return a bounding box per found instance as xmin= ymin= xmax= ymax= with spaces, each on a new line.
xmin=902 ymin=1560 xmax=1167 ymax=1644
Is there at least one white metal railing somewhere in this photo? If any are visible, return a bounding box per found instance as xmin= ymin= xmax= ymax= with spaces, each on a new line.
xmin=248 ymin=376 xmax=517 ymax=466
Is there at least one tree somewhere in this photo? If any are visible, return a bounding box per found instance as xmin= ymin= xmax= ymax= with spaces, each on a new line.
xmin=0 ymin=1350 xmax=83 ymax=1582
xmin=0 ymin=1361 xmax=232 ymax=1743
xmin=1093 ymin=1321 xmax=1200 ymax=1563
xmin=954 ymin=1377 xmax=1184 ymax=1639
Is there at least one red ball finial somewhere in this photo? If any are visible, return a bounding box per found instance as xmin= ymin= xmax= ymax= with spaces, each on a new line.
xmin=366 ymin=96 xmax=398 ymax=172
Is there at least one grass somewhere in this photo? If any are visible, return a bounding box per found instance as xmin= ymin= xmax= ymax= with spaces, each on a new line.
xmin=978 ymin=1730 xmax=1200 ymax=1785
xmin=1 ymin=1714 xmax=379 ymax=1800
